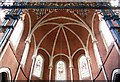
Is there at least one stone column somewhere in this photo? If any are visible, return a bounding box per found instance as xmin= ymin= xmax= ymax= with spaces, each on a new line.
xmin=49 ymin=66 xmax=53 ymax=82
xmin=49 ymin=56 xmax=53 ymax=82
xmin=15 ymin=38 xmax=31 ymax=81
xmin=69 ymin=57 xmax=73 ymax=82
xmin=29 ymin=54 xmax=36 ymax=82
xmin=20 ymin=38 xmax=31 ymax=68
xmin=93 ymin=40 xmax=108 ymax=81
xmin=85 ymin=49 xmax=93 ymax=81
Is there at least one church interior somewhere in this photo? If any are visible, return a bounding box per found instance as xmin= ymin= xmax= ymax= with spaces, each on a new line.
xmin=0 ymin=0 xmax=120 ymax=82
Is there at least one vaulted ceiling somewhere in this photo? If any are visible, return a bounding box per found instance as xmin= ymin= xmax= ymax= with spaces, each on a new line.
xmin=25 ymin=6 xmax=97 ymax=58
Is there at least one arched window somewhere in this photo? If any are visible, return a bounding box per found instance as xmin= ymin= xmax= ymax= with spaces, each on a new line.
xmin=99 ymin=16 xmax=114 ymax=51
xmin=0 ymin=72 xmax=8 ymax=82
xmin=33 ymin=55 xmax=44 ymax=79
xmin=78 ymin=55 xmax=90 ymax=80
xmin=0 ymin=68 xmax=11 ymax=82
xmin=112 ymin=69 xmax=120 ymax=82
xmin=10 ymin=19 xmax=24 ymax=51
xmin=55 ymin=60 xmax=67 ymax=80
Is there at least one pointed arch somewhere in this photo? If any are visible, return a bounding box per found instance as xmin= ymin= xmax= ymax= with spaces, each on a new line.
xmin=0 ymin=67 xmax=11 ymax=81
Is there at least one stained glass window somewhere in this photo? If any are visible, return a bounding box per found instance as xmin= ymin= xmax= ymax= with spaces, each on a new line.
xmin=55 ymin=60 xmax=66 ymax=80
xmin=33 ymin=55 xmax=44 ymax=79
xmin=78 ymin=56 xmax=90 ymax=80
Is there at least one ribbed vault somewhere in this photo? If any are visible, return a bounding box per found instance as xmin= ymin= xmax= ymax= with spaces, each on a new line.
xmin=27 ymin=9 xmax=94 ymax=59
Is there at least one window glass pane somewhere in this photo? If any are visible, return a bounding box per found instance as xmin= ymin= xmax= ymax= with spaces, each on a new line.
xmin=56 ymin=61 xmax=66 ymax=80
xmin=33 ymin=55 xmax=44 ymax=79
xmin=78 ymin=56 xmax=90 ymax=79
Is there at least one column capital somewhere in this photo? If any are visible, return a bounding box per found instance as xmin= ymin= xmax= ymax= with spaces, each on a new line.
xmin=69 ymin=57 xmax=73 ymax=69
xmin=92 ymin=39 xmax=98 ymax=44
xmin=69 ymin=66 xmax=74 ymax=69
xmin=25 ymin=38 xmax=31 ymax=44
xmin=32 ymin=55 xmax=36 ymax=60
xmin=86 ymin=55 xmax=91 ymax=61
xmin=69 ymin=56 xmax=72 ymax=59
xmin=49 ymin=65 xmax=53 ymax=69
xmin=50 ymin=55 xmax=54 ymax=58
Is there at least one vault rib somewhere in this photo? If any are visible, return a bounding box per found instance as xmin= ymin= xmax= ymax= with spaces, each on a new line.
xmin=51 ymin=27 xmax=61 ymax=56
xmin=37 ymin=25 xmax=59 ymax=49
xmin=64 ymin=26 xmax=85 ymax=49
xmin=62 ymin=27 xmax=71 ymax=56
